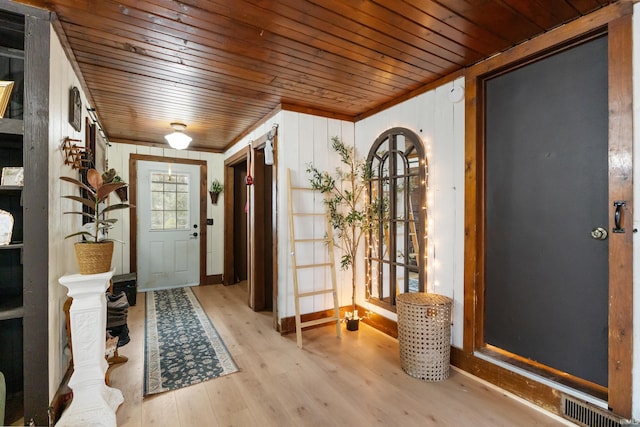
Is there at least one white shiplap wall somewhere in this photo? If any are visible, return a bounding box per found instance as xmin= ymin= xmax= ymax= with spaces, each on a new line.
xmin=225 ymin=88 xmax=464 ymax=339
xmin=278 ymin=113 xmax=355 ymax=320
xmin=355 ymin=77 xmax=465 ymax=348
xmin=224 ymin=112 xmax=356 ymax=321
xmin=48 ymin=26 xmax=95 ymax=400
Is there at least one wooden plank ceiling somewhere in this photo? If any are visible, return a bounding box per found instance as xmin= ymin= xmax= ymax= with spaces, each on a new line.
xmin=15 ymin=0 xmax=617 ymax=152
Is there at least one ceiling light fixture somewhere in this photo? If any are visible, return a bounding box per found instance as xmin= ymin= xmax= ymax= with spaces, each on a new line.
xmin=165 ymin=122 xmax=192 ymax=150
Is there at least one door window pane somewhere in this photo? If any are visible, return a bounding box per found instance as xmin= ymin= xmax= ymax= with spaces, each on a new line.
xmin=150 ymin=173 xmax=190 ymax=230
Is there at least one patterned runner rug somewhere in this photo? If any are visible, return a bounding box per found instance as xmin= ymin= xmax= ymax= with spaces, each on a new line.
xmin=144 ymin=286 xmax=239 ymax=396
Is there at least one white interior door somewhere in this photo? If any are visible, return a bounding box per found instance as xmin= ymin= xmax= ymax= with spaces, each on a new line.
xmin=137 ymin=161 xmax=200 ymax=291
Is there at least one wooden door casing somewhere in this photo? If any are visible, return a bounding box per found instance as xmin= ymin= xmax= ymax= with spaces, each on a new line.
xmin=460 ymin=2 xmax=633 ymax=418
xmin=223 ymin=132 xmax=278 ymax=318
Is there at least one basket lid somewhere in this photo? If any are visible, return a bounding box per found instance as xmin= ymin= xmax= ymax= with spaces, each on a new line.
xmin=396 ymin=292 xmax=452 ymax=306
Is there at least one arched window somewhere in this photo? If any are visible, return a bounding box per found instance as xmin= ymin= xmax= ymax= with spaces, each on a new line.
xmin=366 ymin=128 xmax=427 ymax=309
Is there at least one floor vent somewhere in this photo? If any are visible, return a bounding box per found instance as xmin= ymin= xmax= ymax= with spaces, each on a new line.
xmin=562 ymin=395 xmax=628 ymax=427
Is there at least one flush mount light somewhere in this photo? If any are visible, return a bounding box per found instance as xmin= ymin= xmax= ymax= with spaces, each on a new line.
xmin=165 ymin=122 xmax=192 ymax=150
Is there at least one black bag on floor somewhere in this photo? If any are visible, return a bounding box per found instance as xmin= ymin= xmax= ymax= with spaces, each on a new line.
xmin=106 ymin=291 xmax=130 ymax=347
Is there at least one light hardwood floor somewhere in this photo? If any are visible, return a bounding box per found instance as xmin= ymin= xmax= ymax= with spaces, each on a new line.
xmin=111 ymin=283 xmax=573 ymax=426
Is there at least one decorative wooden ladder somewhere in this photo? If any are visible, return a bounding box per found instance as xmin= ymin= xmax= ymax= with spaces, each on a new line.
xmin=287 ymin=168 xmax=341 ymax=348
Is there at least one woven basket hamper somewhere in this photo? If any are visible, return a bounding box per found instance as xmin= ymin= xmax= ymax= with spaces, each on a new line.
xmin=397 ymin=292 xmax=453 ymax=381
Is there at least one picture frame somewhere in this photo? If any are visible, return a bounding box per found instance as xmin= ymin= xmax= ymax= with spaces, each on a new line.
xmin=1 ymin=167 xmax=24 ymax=186
xmin=0 ymin=80 xmax=14 ymax=118
xmin=69 ymin=86 xmax=82 ymax=132
xmin=0 ymin=209 xmax=14 ymax=245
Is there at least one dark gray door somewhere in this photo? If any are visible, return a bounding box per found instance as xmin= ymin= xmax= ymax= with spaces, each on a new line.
xmin=484 ymin=35 xmax=608 ymax=387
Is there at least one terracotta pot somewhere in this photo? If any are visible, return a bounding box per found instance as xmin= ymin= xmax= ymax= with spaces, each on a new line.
xmin=74 ymin=241 xmax=114 ymax=274
xmin=209 ymin=191 xmax=220 ymax=204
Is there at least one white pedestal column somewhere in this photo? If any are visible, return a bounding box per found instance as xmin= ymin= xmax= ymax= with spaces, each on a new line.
xmin=56 ymin=270 xmax=124 ymax=427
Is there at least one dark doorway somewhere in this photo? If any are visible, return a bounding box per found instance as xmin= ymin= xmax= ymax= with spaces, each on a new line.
xmin=224 ymin=143 xmax=276 ymax=315
xmin=233 ymin=161 xmax=248 ymax=283
xmin=251 ymin=148 xmax=273 ymax=311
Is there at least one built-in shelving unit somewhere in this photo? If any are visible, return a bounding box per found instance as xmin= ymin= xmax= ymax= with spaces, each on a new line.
xmin=0 ymin=1 xmax=50 ymax=425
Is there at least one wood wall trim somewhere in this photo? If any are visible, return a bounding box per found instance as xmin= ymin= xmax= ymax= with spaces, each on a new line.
xmin=22 ymin=10 xmax=50 ymax=423
xmin=251 ymin=149 xmax=267 ymax=310
xmin=450 ymin=348 xmax=563 ymax=416
xmin=204 ymin=274 xmax=223 ymax=285
xmin=463 ymin=1 xmax=633 ymax=418
xmin=128 ymin=154 xmax=208 ymax=289
xmin=463 ymin=71 xmax=481 ymax=353
xmin=467 ymin=1 xmax=632 ymax=78
xmin=280 ymin=102 xmax=355 ymax=122
xmin=278 ymin=304 xmax=376 ymax=338
xmin=48 ymin=363 xmax=72 ymax=424
xmin=606 ymin=13 xmax=633 ymax=419
xmin=223 ymin=105 xmax=282 ymax=152
xmin=223 ymin=146 xmax=249 ymax=285
xmin=222 ymin=165 xmax=235 ymax=285
xmin=356 ymin=69 xmax=465 ymax=122
xmin=224 ymin=145 xmax=250 ymax=167
xmin=271 ymin=137 xmax=279 ymax=329
xmin=360 ymin=305 xmax=398 ymax=338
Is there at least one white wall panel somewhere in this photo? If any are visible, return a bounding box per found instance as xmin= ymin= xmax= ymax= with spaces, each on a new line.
xmin=224 ymin=112 xmax=355 ymax=320
xmin=204 ymin=151 xmax=224 ymax=275
xmin=451 ymin=78 xmax=466 ymax=349
xmin=47 ymin=27 xmax=94 ymax=401
xmin=355 ymin=79 xmax=465 ymax=345
xmin=106 ymin=142 xmax=135 ymax=274
xmin=279 ymin=111 xmax=299 ymax=318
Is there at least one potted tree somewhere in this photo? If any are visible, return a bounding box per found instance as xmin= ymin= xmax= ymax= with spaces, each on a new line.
xmin=209 ymin=178 xmax=223 ymax=204
xmin=307 ymin=136 xmax=372 ymax=331
xmin=61 ymin=168 xmax=131 ymax=274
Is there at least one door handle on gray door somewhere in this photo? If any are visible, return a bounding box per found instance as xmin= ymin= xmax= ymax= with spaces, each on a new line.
xmin=591 ymin=227 xmax=608 ymax=240
xmin=191 ymin=232 xmax=198 ymax=237
xmin=613 ymin=201 xmax=625 ymax=233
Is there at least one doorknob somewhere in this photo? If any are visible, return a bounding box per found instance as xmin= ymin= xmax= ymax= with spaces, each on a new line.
xmin=591 ymin=227 xmax=608 ymax=240
xmin=191 ymin=232 xmax=198 ymax=237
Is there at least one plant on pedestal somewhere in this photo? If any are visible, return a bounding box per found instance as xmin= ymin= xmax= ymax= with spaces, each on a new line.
xmin=61 ymin=168 xmax=131 ymax=274
xmin=307 ymin=136 xmax=373 ymax=331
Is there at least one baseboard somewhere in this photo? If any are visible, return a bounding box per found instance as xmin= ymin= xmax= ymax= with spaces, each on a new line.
xmin=280 ymin=307 xmax=347 ymax=335
xmin=360 ymin=305 xmax=398 ymax=338
xmin=203 ymin=274 xmax=223 ymax=285
xmin=280 ymin=304 xmax=399 ymax=336
xmin=450 ymin=347 xmax=563 ymax=417
xmin=48 ymin=363 xmax=73 ymax=425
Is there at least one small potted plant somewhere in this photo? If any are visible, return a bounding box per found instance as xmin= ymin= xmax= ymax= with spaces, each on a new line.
xmin=61 ymin=168 xmax=131 ymax=274
xmin=102 ymin=168 xmax=128 ymax=202
xmin=307 ymin=136 xmax=373 ymax=331
xmin=209 ymin=178 xmax=224 ymax=204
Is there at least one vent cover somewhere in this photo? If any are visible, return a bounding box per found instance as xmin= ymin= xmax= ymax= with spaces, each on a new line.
xmin=562 ymin=395 xmax=628 ymax=427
